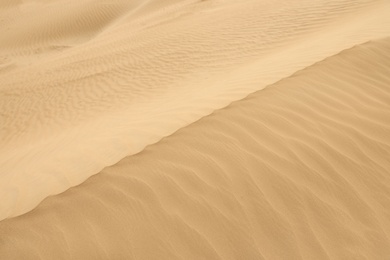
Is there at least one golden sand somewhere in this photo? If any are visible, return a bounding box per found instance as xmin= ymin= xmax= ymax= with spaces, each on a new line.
xmin=1 ymin=0 xmax=390 ymax=259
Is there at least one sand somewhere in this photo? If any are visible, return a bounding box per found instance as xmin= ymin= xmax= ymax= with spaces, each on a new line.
xmin=1 ymin=0 xmax=390 ymax=259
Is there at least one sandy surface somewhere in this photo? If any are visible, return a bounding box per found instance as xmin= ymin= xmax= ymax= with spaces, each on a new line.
xmin=1 ymin=0 xmax=390 ymax=259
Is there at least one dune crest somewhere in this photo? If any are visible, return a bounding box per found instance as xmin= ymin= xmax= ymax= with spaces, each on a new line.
xmin=1 ymin=37 xmax=390 ymax=259
xmin=1 ymin=0 xmax=390 ymax=220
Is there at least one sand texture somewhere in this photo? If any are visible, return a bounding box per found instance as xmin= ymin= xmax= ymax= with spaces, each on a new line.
xmin=1 ymin=0 xmax=390 ymax=259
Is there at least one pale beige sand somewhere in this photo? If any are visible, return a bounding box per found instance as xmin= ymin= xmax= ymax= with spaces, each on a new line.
xmin=1 ymin=0 xmax=390 ymax=221
xmin=1 ymin=38 xmax=390 ymax=259
xmin=1 ymin=0 xmax=390 ymax=258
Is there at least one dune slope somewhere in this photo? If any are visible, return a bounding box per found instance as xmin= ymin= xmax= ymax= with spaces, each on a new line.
xmin=1 ymin=0 xmax=390 ymax=220
xmin=1 ymin=38 xmax=390 ymax=259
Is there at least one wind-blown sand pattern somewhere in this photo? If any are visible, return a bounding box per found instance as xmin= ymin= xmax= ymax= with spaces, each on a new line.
xmin=1 ymin=37 xmax=390 ymax=259
xmin=1 ymin=0 xmax=390 ymax=259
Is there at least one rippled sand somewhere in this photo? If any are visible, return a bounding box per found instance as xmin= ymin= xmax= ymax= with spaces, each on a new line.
xmin=1 ymin=0 xmax=390 ymax=259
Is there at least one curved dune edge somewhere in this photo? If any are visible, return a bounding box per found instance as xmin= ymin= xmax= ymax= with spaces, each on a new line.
xmin=1 ymin=0 xmax=390 ymax=220
xmin=1 ymin=38 xmax=390 ymax=259
xmin=0 ymin=0 xmax=188 ymax=55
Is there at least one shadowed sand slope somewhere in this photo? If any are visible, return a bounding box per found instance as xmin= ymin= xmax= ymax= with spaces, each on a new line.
xmin=1 ymin=0 xmax=390 ymax=220
xmin=1 ymin=38 xmax=390 ymax=259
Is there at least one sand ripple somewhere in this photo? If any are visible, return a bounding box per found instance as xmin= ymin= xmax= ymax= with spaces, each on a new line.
xmin=1 ymin=38 xmax=390 ymax=259
xmin=1 ymin=0 xmax=390 ymax=220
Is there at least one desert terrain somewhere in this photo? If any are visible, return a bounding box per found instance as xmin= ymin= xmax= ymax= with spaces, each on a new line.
xmin=1 ymin=0 xmax=390 ymax=259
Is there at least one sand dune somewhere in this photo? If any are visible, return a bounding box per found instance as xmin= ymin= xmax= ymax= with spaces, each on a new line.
xmin=1 ymin=38 xmax=390 ymax=259
xmin=1 ymin=0 xmax=390 ymax=258
xmin=0 ymin=0 xmax=187 ymax=65
xmin=1 ymin=0 xmax=390 ymax=221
